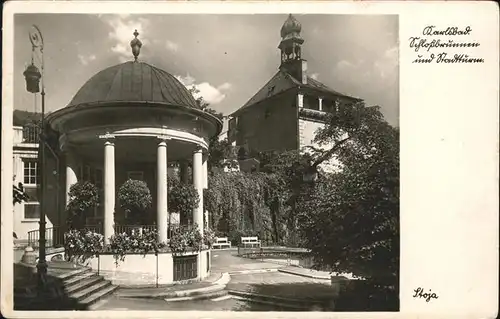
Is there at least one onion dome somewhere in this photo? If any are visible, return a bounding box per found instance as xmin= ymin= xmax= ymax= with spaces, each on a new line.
xmin=280 ymin=14 xmax=302 ymax=38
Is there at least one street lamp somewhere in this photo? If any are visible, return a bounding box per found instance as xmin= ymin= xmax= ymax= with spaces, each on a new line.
xmin=23 ymin=24 xmax=47 ymax=291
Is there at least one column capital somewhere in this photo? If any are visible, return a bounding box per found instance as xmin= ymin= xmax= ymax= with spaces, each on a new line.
xmin=99 ymin=132 xmax=116 ymax=142
xmin=156 ymin=135 xmax=171 ymax=143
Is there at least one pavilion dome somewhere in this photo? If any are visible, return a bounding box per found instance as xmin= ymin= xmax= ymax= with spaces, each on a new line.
xmin=67 ymin=61 xmax=198 ymax=109
xmin=280 ymin=14 xmax=302 ymax=38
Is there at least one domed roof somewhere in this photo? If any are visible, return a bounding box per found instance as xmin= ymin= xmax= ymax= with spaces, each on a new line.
xmin=67 ymin=61 xmax=197 ymax=109
xmin=280 ymin=14 xmax=302 ymax=38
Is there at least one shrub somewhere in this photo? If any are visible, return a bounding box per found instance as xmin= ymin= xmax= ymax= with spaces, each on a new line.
xmin=168 ymin=225 xmax=203 ymax=255
xmin=64 ymin=229 xmax=104 ymax=263
xmin=118 ymin=179 xmax=152 ymax=224
xmin=66 ymin=181 xmax=99 ymax=229
xmin=168 ymin=177 xmax=199 ymax=223
xmin=203 ymin=227 xmax=217 ymax=248
xmin=106 ymin=228 xmax=166 ymax=265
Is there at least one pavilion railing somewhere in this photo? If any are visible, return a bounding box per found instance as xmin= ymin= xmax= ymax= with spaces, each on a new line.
xmin=26 ymin=223 xmax=195 ymax=248
xmin=27 ymin=226 xmax=64 ymax=248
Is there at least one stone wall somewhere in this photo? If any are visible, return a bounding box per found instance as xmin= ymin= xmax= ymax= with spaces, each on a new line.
xmin=84 ymin=249 xmax=210 ymax=287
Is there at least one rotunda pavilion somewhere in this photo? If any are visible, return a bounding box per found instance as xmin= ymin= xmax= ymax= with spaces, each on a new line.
xmin=45 ymin=30 xmax=222 ymax=245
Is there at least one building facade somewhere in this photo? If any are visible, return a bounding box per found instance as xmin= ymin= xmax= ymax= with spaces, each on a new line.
xmin=13 ymin=113 xmax=52 ymax=244
xmin=228 ymin=14 xmax=362 ymax=170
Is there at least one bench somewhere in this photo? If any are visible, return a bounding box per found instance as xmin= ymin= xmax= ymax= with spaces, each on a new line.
xmin=241 ymin=236 xmax=261 ymax=248
xmin=212 ymin=237 xmax=232 ymax=249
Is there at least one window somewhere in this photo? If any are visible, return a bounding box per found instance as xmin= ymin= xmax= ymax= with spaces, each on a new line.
xmin=23 ymin=159 xmax=39 ymax=185
xmin=24 ymin=203 xmax=40 ymax=219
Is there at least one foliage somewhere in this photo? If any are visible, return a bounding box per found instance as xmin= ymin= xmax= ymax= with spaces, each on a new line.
xmin=188 ymin=85 xmax=224 ymax=121
xmin=297 ymin=101 xmax=399 ymax=287
xmin=203 ymin=227 xmax=217 ymax=248
xmin=168 ymin=225 xmax=204 ymax=255
xmin=106 ymin=228 xmax=166 ymax=265
xmin=207 ymin=137 xmax=239 ymax=172
xmin=168 ymin=177 xmax=199 ymax=222
xmin=117 ymin=179 xmax=153 ymax=224
xmin=66 ymin=181 xmax=100 ymax=229
xmin=64 ymin=229 xmax=104 ymax=263
xmin=205 ymin=171 xmax=280 ymax=244
xmin=13 ymin=182 xmax=29 ymax=205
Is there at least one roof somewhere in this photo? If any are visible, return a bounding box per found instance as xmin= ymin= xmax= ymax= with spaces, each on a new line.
xmin=67 ymin=61 xmax=197 ymax=109
xmin=231 ymin=70 xmax=361 ymax=116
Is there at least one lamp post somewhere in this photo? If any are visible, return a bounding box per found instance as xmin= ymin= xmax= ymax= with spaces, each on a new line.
xmin=23 ymin=24 xmax=47 ymax=291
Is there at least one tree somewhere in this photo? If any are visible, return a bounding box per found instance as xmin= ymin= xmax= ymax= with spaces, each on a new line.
xmin=297 ymin=102 xmax=399 ymax=290
xmin=168 ymin=176 xmax=199 ymax=224
xmin=117 ymin=179 xmax=153 ymax=225
xmin=66 ymin=181 xmax=100 ymax=229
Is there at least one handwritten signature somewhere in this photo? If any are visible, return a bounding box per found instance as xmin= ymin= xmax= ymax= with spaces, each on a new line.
xmin=413 ymin=287 xmax=439 ymax=302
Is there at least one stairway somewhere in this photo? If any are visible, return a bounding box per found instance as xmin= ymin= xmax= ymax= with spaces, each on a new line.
xmin=14 ymin=261 xmax=117 ymax=310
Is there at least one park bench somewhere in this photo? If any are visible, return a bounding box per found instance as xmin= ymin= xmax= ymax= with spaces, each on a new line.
xmin=212 ymin=237 xmax=232 ymax=249
xmin=241 ymin=236 xmax=261 ymax=248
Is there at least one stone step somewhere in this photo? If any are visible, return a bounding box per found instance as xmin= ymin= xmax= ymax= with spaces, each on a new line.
xmin=63 ymin=271 xmax=97 ymax=287
xmin=65 ymin=275 xmax=104 ymax=295
xmin=164 ymin=289 xmax=228 ymax=302
xmin=69 ymin=280 xmax=112 ymax=301
xmin=53 ymin=267 xmax=91 ymax=281
xmin=78 ymin=285 xmax=118 ymax=308
xmin=227 ymin=290 xmax=317 ymax=310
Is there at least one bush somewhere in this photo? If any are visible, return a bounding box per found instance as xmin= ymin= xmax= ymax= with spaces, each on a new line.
xmin=203 ymin=227 xmax=217 ymax=248
xmin=64 ymin=229 xmax=104 ymax=262
xmin=105 ymin=228 xmax=166 ymax=265
xmin=118 ymin=179 xmax=152 ymax=224
xmin=168 ymin=177 xmax=199 ymax=222
xmin=168 ymin=225 xmax=203 ymax=255
xmin=66 ymin=181 xmax=99 ymax=229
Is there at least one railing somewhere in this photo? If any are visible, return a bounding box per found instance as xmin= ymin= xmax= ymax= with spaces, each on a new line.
xmin=114 ymin=224 xmax=157 ymax=236
xmin=27 ymin=226 xmax=64 ymax=248
xmin=22 ymin=123 xmax=41 ymax=144
xmin=26 ymin=223 xmax=195 ymax=248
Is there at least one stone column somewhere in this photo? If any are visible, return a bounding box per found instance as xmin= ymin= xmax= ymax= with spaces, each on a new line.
xmin=192 ymin=147 xmax=204 ymax=235
xmin=157 ymin=139 xmax=169 ymax=243
xmin=202 ymin=155 xmax=208 ymax=189
xmin=103 ymin=138 xmax=115 ymax=245
xmin=65 ymin=150 xmax=78 ymax=206
xmin=318 ymin=97 xmax=323 ymax=111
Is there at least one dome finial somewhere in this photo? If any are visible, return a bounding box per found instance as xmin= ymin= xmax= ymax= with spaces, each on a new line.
xmin=281 ymin=13 xmax=302 ymax=38
xmin=130 ymin=29 xmax=143 ymax=62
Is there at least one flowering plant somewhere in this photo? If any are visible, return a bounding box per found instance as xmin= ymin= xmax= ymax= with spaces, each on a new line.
xmin=106 ymin=228 xmax=166 ymax=265
xmin=168 ymin=225 xmax=203 ymax=255
xmin=64 ymin=229 xmax=104 ymax=263
xmin=203 ymin=227 xmax=217 ymax=248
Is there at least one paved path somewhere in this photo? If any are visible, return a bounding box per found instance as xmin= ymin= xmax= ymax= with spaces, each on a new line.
xmin=92 ymin=250 xmax=333 ymax=311
xmin=211 ymin=249 xmax=285 ymax=273
xmin=92 ymin=294 xmax=278 ymax=311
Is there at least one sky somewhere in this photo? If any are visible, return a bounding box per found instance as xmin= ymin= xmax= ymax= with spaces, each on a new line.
xmin=13 ymin=14 xmax=399 ymax=129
